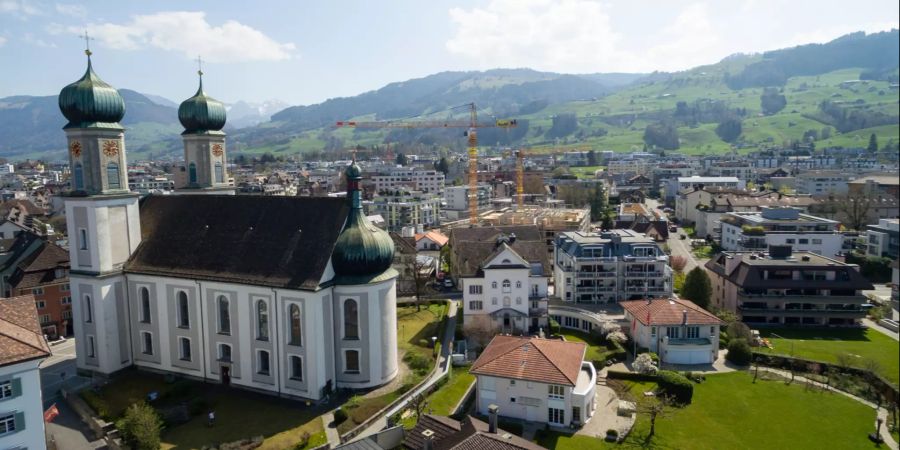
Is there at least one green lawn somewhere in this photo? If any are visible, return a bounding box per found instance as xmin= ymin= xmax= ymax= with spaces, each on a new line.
xmin=758 ymin=327 xmax=900 ymax=384
xmin=570 ymin=166 xmax=605 ymax=179
xmin=558 ymin=329 xmax=609 ymax=363
xmin=673 ymin=272 xmax=686 ymax=293
xmin=426 ymin=366 xmax=475 ymax=416
xmin=536 ymin=372 xmax=879 ymax=449
xmin=82 ymin=370 xmax=326 ymax=450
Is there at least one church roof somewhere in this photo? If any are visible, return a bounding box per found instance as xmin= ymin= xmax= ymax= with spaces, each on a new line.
xmin=178 ymin=74 xmax=227 ymax=134
xmin=58 ymin=56 xmax=125 ymax=129
xmin=124 ymin=195 xmax=350 ymax=290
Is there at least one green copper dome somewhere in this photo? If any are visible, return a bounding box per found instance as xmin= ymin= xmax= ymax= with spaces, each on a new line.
xmin=58 ymin=56 xmax=125 ymax=129
xmin=178 ymin=75 xmax=226 ymax=134
xmin=332 ymin=162 xmax=395 ymax=277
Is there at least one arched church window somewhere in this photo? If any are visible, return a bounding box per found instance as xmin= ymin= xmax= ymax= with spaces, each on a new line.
xmin=73 ymin=163 xmax=84 ymax=190
xmin=140 ymin=287 xmax=151 ymax=323
xmin=215 ymin=162 xmax=224 ymax=184
xmin=177 ymin=291 xmax=189 ymax=328
xmin=344 ymin=299 xmax=359 ymax=340
xmin=289 ymin=304 xmax=302 ymax=345
xmin=107 ymin=162 xmax=121 ymax=189
xmin=502 ymin=279 xmax=511 ymax=293
xmin=189 ymin=163 xmax=198 ymax=184
xmin=257 ymin=300 xmax=269 ymax=340
xmin=218 ymin=295 xmax=230 ymax=334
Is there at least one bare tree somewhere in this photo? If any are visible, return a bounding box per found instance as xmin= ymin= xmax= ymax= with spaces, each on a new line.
xmin=406 ymin=256 xmax=434 ymax=312
xmin=635 ymin=394 xmax=675 ymax=438
xmin=670 ymin=255 xmax=687 ymax=273
xmin=823 ymin=193 xmax=877 ymax=231
xmin=466 ymin=322 xmax=498 ymax=350
xmin=408 ymin=393 xmax=430 ymax=425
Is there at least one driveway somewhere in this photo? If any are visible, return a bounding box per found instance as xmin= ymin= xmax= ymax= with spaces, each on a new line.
xmin=41 ymin=339 xmax=106 ymax=450
xmin=645 ymin=197 xmax=708 ymax=273
xmin=576 ymin=385 xmax=634 ymax=438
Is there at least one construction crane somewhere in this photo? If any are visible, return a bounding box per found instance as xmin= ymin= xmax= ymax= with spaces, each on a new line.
xmin=515 ymin=149 xmax=524 ymax=209
xmin=336 ymin=103 xmax=517 ymax=224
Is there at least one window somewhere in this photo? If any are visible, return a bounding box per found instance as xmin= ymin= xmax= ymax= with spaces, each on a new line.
xmin=666 ymin=327 xmax=680 ymax=339
xmin=345 ymin=350 xmax=360 ymax=373
xmin=218 ymin=343 xmax=232 ymax=362
xmin=548 ymin=408 xmax=565 ymax=425
xmin=344 ymin=299 xmax=359 ymax=340
xmin=0 ymin=413 xmax=16 ymax=435
xmin=87 ymin=335 xmax=95 ymax=357
xmin=177 ymin=291 xmax=190 ymax=328
xmin=189 ymin=162 xmax=198 ymax=184
xmin=215 ymin=162 xmax=224 ymax=183
xmin=492 ymin=297 xmax=498 ymax=305
xmin=257 ymin=300 xmax=269 ymax=341
xmin=258 ymin=350 xmax=271 ymax=375
xmin=79 ymin=228 xmax=88 ymax=250
xmin=107 ymin=162 xmax=121 ymax=189
xmin=516 ymin=281 xmax=522 ymax=289
xmin=290 ymin=355 xmax=302 ymax=380
xmin=73 ymin=163 xmax=84 ymax=189
xmin=785 ymin=239 xmax=795 ymax=244
xmin=179 ymin=337 xmax=191 ymax=361
xmin=36 ymin=300 xmax=45 ymax=309
xmin=32 ymin=287 xmax=44 ymax=295
xmin=62 ymin=283 xmax=70 ymax=292
xmin=469 ymin=300 xmax=483 ymax=310
xmin=799 ymin=239 xmax=809 ymax=244
xmin=503 ymin=297 xmax=511 ymax=307
xmin=217 ymin=295 xmax=230 ymax=334
xmin=491 ymin=281 xmax=497 ymax=289
xmin=686 ymin=326 xmax=699 ymax=339
xmin=83 ymin=295 xmax=92 ymax=323
xmin=289 ymin=304 xmax=301 ymax=345
xmin=141 ymin=332 xmax=153 ymax=355
xmin=62 ymin=310 xmax=73 ymax=320
xmin=548 ymin=385 xmax=565 ymax=400
xmin=651 ymin=326 xmax=657 ymax=337
xmin=140 ymin=287 xmax=151 ymax=323
xmin=468 ymin=285 xmax=482 ymax=295
xmin=812 ymin=239 xmax=822 ymax=245
xmin=60 ymin=296 xmax=71 ymax=305
xmin=502 ymin=280 xmax=511 ymax=293
xmin=0 ymin=381 xmax=12 ymax=399
xmin=510 ymin=380 xmax=516 ymax=386
xmin=710 ymin=326 xmax=715 ymax=335
xmin=40 ymin=314 xmax=51 ymax=324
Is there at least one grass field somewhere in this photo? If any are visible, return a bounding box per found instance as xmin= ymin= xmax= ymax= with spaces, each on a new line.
xmin=535 ymin=372 xmax=879 ymax=449
xmin=758 ymin=327 xmax=900 ymax=384
xmin=425 ymin=365 xmax=475 ymax=416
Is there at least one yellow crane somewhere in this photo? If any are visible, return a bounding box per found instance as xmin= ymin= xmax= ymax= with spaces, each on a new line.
xmin=336 ymin=103 xmax=517 ymax=224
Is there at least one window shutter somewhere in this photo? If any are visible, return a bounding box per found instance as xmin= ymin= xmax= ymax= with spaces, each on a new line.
xmin=14 ymin=410 xmax=25 ymax=432
xmin=10 ymin=378 xmax=22 ymax=398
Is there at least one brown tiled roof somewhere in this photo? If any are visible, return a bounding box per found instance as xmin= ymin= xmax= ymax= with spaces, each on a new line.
xmin=621 ymin=297 xmax=723 ymax=326
xmin=390 ymin=232 xmax=418 ymax=255
xmin=0 ymin=295 xmax=51 ymax=366
xmin=403 ymin=415 xmax=546 ymax=450
xmin=470 ymin=336 xmax=585 ymax=386
xmin=1 ymin=199 xmax=44 ymax=216
xmin=8 ymin=240 xmax=69 ymax=290
xmin=125 ymin=195 xmax=350 ymax=290
xmin=416 ymin=230 xmax=449 ymax=247
xmin=450 ymin=225 xmax=549 ymax=278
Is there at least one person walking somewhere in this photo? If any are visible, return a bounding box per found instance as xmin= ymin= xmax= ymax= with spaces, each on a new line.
xmin=208 ymin=410 xmax=216 ymax=427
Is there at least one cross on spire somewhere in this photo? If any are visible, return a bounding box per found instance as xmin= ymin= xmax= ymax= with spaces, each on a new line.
xmin=196 ymin=55 xmax=204 ymax=77
xmin=81 ymin=30 xmax=94 ymax=57
xmin=350 ymin=148 xmax=357 ymax=162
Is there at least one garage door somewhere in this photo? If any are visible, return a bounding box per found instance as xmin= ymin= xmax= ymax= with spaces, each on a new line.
xmin=666 ymin=349 xmax=710 ymax=365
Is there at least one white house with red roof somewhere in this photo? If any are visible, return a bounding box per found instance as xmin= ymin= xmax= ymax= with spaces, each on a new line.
xmin=621 ymin=298 xmax=722 ymax=365
xmin=470 ymin=335 xmax=596 ymax=427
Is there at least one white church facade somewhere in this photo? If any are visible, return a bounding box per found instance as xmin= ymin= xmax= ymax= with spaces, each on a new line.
xmin=61 ymin=52 xmax=399 ymax=401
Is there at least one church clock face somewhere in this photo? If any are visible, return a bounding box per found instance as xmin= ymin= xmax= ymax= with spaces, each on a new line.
xmin=212 ymin=143 xmax=224 ymax=157
xmin=102 ymin=139 xmax=120 ymax=157
xmin=69 ymin=140 xmax=82 ymax=157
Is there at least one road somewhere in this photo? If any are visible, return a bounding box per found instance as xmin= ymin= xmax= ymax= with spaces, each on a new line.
xmin=40 ymin=338 xmax=105 ymax=449
xmin=645 ymin=197 xmax=706 ymax=274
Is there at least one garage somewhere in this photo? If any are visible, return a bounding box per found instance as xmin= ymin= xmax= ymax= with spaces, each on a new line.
xmin=664 ymin=347 xmax=713 ymax=365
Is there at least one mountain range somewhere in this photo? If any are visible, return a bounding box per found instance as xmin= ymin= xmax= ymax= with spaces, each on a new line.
xmin=1 ymin=29 xmax=897 ymax=161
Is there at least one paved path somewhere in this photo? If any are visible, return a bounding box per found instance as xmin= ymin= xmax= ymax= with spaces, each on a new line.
xmin=42 ymin=340 xmax=106 ymax=450
xmin=645 ymin=198 xmax=707 ymax=273
xmin=863 ymin=318 xmax=899 ymax=341
xmin=322 ymin=413 xmax=341 ymax=448
xmin=349 ymin=300 xmax=459 ymax=443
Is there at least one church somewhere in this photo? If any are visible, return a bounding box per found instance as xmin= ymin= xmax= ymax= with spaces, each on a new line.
xmin=60 ymin=50 xmax=399 ymax=401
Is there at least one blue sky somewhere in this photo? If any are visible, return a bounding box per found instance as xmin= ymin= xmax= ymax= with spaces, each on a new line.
xmin=1 ymin=0 xmax=897 ymax=105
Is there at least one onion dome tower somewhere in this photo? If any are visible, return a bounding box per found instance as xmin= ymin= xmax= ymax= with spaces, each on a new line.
xmin=177 ymin=59 xmax=231 ymax=192
xmin=332 ymin=161 xmax=395 ymax=279
xmin=59 ymin=43 xmax=128 ymax=196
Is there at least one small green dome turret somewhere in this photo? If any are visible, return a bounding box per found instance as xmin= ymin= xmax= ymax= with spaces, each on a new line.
xmin=58 ymin=55 xmax=125 ymax=129
xmin=178 ymin=72 xmax=226 ymax=134
xmin=332 ymin=162 xmax=395 ymax=277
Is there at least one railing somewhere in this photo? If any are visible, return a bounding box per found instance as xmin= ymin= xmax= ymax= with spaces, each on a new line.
xmin=625 ymin=271 xmax=664 ymax=278
xmin=577 ymin=271 xmax=617 ymax=278
xmin=738 ymin=293 xmax=865 ymax=303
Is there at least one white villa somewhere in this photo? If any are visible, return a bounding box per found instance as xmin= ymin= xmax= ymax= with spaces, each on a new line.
xmin=62 ymin=54 xmax=399 ymax=401
xmin=621 ymin=298 xmax=722 ymax=365
xmin=470 ymin=336 xmax=596 ymax=427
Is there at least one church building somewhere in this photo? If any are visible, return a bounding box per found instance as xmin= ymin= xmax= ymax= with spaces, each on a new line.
xmin=60 ymin=50 xmax=399 ymax=401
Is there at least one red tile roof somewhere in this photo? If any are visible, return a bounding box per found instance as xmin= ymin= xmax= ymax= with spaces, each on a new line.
xmin=621 ymin=297 xmax=723 ymax=326
xmin=415 ymin=230 xmax=449 ymax=247
xmin=470 ymin=336 xmax=585 ymax=386
xmin=0 ymin=295 xmax=51 ymax=366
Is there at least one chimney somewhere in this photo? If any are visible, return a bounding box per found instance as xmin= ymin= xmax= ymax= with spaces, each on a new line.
xmin=488 ymin=404 xmax=499 ymax=434
xmin=682 ymin=310 xmax=688 ymax=325
xmin=422 ymin=429 xmax=435 ymax=450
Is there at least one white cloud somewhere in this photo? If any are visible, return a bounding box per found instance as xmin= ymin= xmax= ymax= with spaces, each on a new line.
xmin=445 ymin=0 xmax=727 ymax=73
xmin=79 ymin=11 xmax=296 ymax=63
xmin=780 ymin=21 xmax=899 ymax=49
xmin=0 ymin=36 xmax=7 ymax=46
xmin=24 ymin=32 xmax=55 ymax=47
xmin=0 ymin=0 xmax=42 ymax=17
xmin=54 ymin=3 xmax=85 ymax=18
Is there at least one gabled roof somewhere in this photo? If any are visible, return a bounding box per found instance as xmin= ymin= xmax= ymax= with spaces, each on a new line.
xmin=450 ymin=225 xmax=549 ymax=278
xmin=390 ymin=232 xmax=418 ymax=255
xmin=483 ymin=244 xmax=529 ymax=269
xmin=0 ymin=295 xmax=51 ymax=366
xmin=0 ymin=231 xmax=41 ymax=272
xmin=471 ymin=336 xmax=586 ymax=386
xmin=403 ymin=414 xmax=546 ymax=450
xmin=125 ymin=195 xmax=350 ymax=290
xmin=415 ymin=230 xmax=449 ymax=247
xmin=621 ymin=297 xmax=722 ymax=326
xmin=1 ymin=199 xmax=44 ymax=216
xmin=8 ymin=240 xmax=69 ymax=290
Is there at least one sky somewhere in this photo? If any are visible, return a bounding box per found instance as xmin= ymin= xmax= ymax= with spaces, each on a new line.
xmin=0 ymin=0 xmax=897 ymax=106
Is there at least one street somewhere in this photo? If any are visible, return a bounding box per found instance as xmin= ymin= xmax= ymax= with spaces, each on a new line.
xmin=644 ymin=197 xmax=707 ymax=274
xmin=40 ymin=338 xmax=104 ymax=450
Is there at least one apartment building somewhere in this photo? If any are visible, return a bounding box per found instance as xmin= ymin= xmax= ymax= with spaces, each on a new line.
xmin=554 ymin=230 xmax=672 ymax=304
xmin=364 ymin=191 xmax=441 ymax=232
xmin=719 ymin=207 xmax=843 ymax=257
xmin=705 ymin=246 xmax=873 ymax=326
xmin=793 ymin=171 xmax=851 ymax=195
xmin=866 ymin=218 xmax=899 ymax=259
xmin=706 ymin=161 xmax=754 ymax=181
xmin=372 ymin=169 xmax=445 ymax=194
xmin=7 ymin=240 xmax=72 ymax=339
xmin=444 ymin=184 xmax=492 ymax=220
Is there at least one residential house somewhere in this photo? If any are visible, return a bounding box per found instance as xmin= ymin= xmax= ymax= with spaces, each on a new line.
xmin=848 ymin=175 xmax=900 ymax=199
xmin=372 ymin=169 xmax=445 ymax=194
xmin=7 ymin=240 xmax=71 ymax=339
xmin=0 ymin=232 xmax=43 ymax=298
xmin=0 ymin=295 xmax=52 ymax=449
xmin=865 ymin=218 xmax=899 ymax=259
xmin=364 ymin=191 xmax=441 ymax=232
xmin=621 ymin=298 xmax=722 ymax=365
xmin=554 ymin=230 xmax=672 ymax=304
xmin=793 ymin=170 xmax=851 ymax=196
xmin=704 ymin=246 xmax=873 ymax=326
xmin=719 ymin=207 xmax=844 ymax=258
xmin=471 ymin=336 xmax=596 ymax=427
xmin=402 ymin=413 xmax=547 ymax=450
xmin=414 ymin=231 xmax=449 ymax=252
xmin=390 ymin=232 xmax=420 ymax=295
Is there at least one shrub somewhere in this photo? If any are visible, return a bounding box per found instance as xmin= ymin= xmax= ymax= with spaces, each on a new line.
xmin=118 ymin=402 xmax=163 ymax=450
xmin=606 ymin=331 xmax=627 ymax=344
xmin=292 ymin=431 xmax=311 ymax=450
xmin=433 ymin=341 xmax=442 ymax=359
xmin=80 ymin=390 xmax=111 ymax=421
xmin=634 ymin=353 xmax=658 ymax=375
xmin=600 ymin=322 xmax=621 ymax=337
xmin=646 ymin=352 xmax=660 ymax=364
xmin=404 ymin=352 xmax=432 ymax=374
xmin=333 ymin=408 xmax=348 ymax=424
xmin=726 ymin=338 xmax=753 ymax=366
xmin=657 ymin=370 xmax=694 ymax=404
xmin=606 ymin=370 xmax=660 ymax=382
xmin=726 ymin=322 xmax=752 ymax=342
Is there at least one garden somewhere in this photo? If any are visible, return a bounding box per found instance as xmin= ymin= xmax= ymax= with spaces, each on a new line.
xmin=556 ymin=326 xmax=627 ymax=369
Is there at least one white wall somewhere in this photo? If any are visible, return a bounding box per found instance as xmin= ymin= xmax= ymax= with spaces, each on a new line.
xmin=0 ymin=359 xmax=45 ymax=450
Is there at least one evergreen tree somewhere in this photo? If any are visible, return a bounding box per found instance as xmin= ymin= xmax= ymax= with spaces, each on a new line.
xmin=118 ymin=403 xmax=162 ymax=450
xmin=434 ymin=157 xmax=449 ymax=175
xmin=396 ymin=152 xmax=409 ymax=166
xmin=681 ymin=267 xmax=712 ymax=309
xmin=867 ymin=133 xmax=878 ymax=154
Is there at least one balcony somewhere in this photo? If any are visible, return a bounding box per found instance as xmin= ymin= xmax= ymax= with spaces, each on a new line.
xmin=576 ymin=270 xmax=617 ymax=278
xmin=738 ymin=293 xmax=865 ymax=304
xmin=625 ymin=271 xmax=664 ymax=278
xmin=625 ymin=285 xmax=667 ymax=293
xmin=667 ymin=337 xmax=712 ymax=346
xmin=576 ymin=286 xmax=616 ymax=293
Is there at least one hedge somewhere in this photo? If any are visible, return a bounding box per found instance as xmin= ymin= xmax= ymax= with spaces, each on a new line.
xmin=657 ymin=370 xmax=694 ymax=404
xmin=606 ymin=370 xmax=660 ymax=382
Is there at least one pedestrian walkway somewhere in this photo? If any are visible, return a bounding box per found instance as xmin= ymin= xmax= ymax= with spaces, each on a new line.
xmin=863 ymin=318 xmax=899 ymax=341
xmin=45 ymin=401 xmax=107 ymax=450
xmin=322 ymin=413 xmax=341 ymax=448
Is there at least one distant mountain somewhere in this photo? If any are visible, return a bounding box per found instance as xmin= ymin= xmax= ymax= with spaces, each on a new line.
xmin=142 ymin=93 xmax=179 ymax=108
xmin=226 ymin=99 xmax=290 ymax=128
